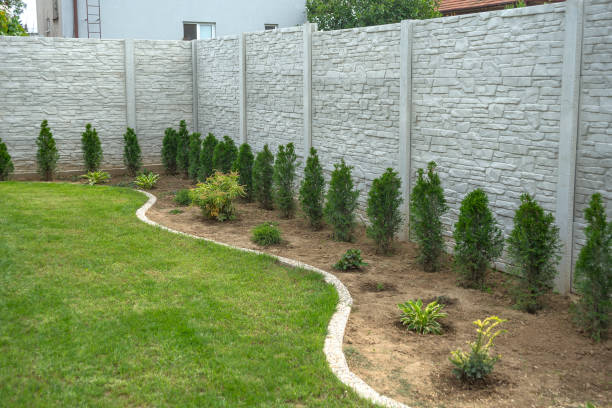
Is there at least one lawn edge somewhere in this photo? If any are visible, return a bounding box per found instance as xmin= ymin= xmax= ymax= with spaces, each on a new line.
xmin=135 ymin=190 xmax=410 ymax=408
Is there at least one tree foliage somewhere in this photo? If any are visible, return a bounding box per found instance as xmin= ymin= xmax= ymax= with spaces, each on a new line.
xmin=81 ymin=123 xmax=103 ymax=173
xmin=36 ymin=120 xmax=59 ymax=181
xmin=299 ymin=147 xmax=326 ymax=230
xmin=198 ymin=133 xmax=218 ymax=182
xmin=0 ymin=137 xmax=14 ymax=181
xmin=0 ymin=9 xmax=27 ymax=35
xmin=212 ymin=136 xmax=238 ymax=174
xmin=161 ymin=127 xmax=178 ymax=175
xmin=123 ymin=127 xmax=142 ymax=176
xmin=232 ymin=143 xmax=254 ymax=201
xmin=367 ymin=168 xmax=403 ymax=254
xmin=175 ymin=120 xmax=190 ymax=177
xmin=252 ymin=145 xmax=275 ymax=210
xmin=188 ymin=132 xmax=202 ymax=181
xmin=324 ymin=159 xmax=359 ymax=242
xmin=273 ymin=143 xmax=298 ymax=218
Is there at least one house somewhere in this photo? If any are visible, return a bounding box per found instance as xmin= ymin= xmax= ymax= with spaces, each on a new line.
xmin=36 ymin=0 xmax=306 ymax=40
xmin=439 ymin=0 xmax=565 ymax=15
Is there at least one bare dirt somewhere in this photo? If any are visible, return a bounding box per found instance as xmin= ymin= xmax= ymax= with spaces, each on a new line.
xmin=128 ymin=175 xmax=611 ymax=408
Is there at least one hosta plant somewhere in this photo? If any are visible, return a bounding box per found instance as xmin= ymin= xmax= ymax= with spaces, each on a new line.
xmin=398 ymin=299 xmax=447 ymax=334
xmin=134 ymin=171 xmax=160 ymax=190
xmin=251 ymin=222 xmax=282 ymax=246
xmin=190 ymin=171 xmax=245 ymax=221
xmin=81 ymin=171 xmax=110 ymax=186
xmin=334 ymin=249 xmax=368 ymax=271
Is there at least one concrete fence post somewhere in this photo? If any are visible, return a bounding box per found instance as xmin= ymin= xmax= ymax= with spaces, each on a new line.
xmin=239 ymin=33 xmax=247 ymax=144
xmin=398 ymin=20 xmax=413 ymax=240
xmin=192 ymin=40 xmax=199 ymax=133
xmin=124 ymin=39 xmax=136 ymax=131
xmin=303 ymin=23 xmax=315 ymax=157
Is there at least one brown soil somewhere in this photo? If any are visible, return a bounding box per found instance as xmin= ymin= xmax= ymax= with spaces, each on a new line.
xmin=129 ymin=175 xmax=611 ymax=408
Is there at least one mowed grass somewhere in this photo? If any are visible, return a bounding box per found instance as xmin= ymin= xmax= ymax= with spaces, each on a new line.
xmin=0 ymin=182 xmax=374 ymax=407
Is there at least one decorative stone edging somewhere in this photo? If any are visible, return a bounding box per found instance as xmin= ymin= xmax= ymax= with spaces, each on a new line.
xmin=135 ymin=190 xmax=410 ymax=408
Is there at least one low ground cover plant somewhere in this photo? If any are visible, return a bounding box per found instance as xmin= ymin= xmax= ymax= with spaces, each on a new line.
xmin=398 ymin=299 xmax=447 ymax=334
xmin=213 ymin=136 xmax=238 ymax=174
xmin=299 ymin=147 xmax=325 ymax=230
xmin=176 ymin=120 xmax=190 ymax=178
xmin=81 ymin=171 xmax=110 ymax=186
xmin=174 ymin=189 xmax=192 ymax=206
xmin=367 ymin=168 xmax=402 ymax=254
xmin=190 ymin=171 xmax=245 ymax=221
xmin=36 ymin=120 xmax=59 ymax=181
xmin=123 ymin=127 xmax=142 ymax=176
xmin=251 ymin=222 xmax=282 ymax=246
xmin=0 ymin=137 xmax=14 ymax=181
xmin=161 ymin=127 xmax=178 ymax=175
xmin=273 ymin=143 xmax=298 ymax=218
xmin=253 ymin=145 xmax=275 ymax=210
xmin=233 ymin=143 xmax=254 ymax=201
xmin=81 ymin=123 xmax=103 ymax=173
xmin=334 ymin=249 xmax=367 ymax=271
xmin=134 ymin=171 xmax=160 ymax=190
xmin=324 ymin=159 xmax=359 ymax=242
xmin=188 ymin=132 xmax=202 ymax=182
xmin=198 ymin=133 xmax=218 ymax=182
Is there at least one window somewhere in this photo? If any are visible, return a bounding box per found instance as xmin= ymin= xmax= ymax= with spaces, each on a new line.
xmin=183 ymin=22 xmax=216 ymax=40
xmin=264 ymin=24 xmax=278 ymax=30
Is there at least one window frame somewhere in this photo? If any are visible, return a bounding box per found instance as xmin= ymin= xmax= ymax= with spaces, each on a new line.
xmin=264 ymin=24 xmax=279 ymax=31
xmin=183 ymin=21 xmax=216 ymax=40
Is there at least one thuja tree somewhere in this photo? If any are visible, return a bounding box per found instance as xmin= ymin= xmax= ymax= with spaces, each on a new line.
xmin=573 ymin=193 xmax=611 ymax=341
xmin=252 ymin=145 xmax=274 ymax=210
xmin=273 ymin=143 xmax=298 ymax=218
xmin=213 ymin=136 xmax=238 ymax=174
xmin=0 ymin=137 xmax=14 ymax=181
xmin=36 ymin=120 xmax=59 ymax=181
xmin=507 ymin=194 xmax=561 ymax=313
xmin=299 ymin=147 xmax=325 ymax=230
xmin=232 ymin=143 xmax=254 ymax=201
xmin=81 ymin=123 xmax=103 ymax=172
xmin=453 ymin=189 xmax=504 ymax=289
xmin=123 ymin=127 xmax=142 ymax=176
xmin=198 ymin=133 xmax=218 ymax=182
xmin=161 ymin=127 xmax=178 ymax=175
xmin=410 ymin=161 xmax=447 ymax=272
xmin=324 ymin=159 xmax=359 ymax=242
xmin=175 ymin=120 xmax=190 ymax=177
xmin=367 ymin=168 xmax=402 ymax=254
xmin=187 ymin=132 xmax=202 ymax=181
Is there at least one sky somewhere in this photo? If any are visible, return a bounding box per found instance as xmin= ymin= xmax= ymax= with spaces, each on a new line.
xmin=22 ymin=0 xmax=37 ymax=33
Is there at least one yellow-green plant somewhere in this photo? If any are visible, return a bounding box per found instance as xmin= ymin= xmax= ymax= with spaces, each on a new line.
xmin=449 ymin=316 xmax=506 ymax=381
xmin=398 ymin=299 xmax=447 ymax=334
xmin=81 ymin=171 xmax=110 ymax=185
xmin=190 ymin=171 xmax=245 ymax=221
xmin=134 ymin=171 xmax=160 ymax=190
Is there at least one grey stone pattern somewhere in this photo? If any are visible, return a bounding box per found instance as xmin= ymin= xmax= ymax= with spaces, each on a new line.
xmin=572 ymin=0 xmax=612 ymax=269
xmin=312 ymin=24 xmax=401 ymax=212
xmin=197 ymin=36 xmax=241 ymax=143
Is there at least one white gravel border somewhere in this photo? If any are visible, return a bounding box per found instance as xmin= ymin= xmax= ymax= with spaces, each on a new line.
xmin=135 ymin=190 xmax=410 ymax=408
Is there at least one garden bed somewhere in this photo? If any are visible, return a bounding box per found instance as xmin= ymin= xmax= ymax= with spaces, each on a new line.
xmin=140 ymin=175 xmax=611 ymax=408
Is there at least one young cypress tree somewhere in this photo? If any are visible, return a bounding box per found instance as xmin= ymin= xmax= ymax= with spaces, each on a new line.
xmin=122 ymin=127 xmax=142 ymax=176
xmin=367 ymin=168 xmax=403 ymax=254
xmin=81 ymin=123 xmax=103 ymax=172
xmin=36 ymin=120 xmax=59 ymax=181
xmin=0 ymin=138 xmax=14 ymax=181
xmin=175 ymin=120 xmax=190 ymax=177
xmin=252 ymin=145 xmax=274 ymax=210
xmin=324 ymin=159 xmax=359 ymax=242
xmin=212 ymin=136 xmax=238 ymax=174
xmin=198 ymin=133 xmax=218 ymax=182
xmin=410 ymin=161 xmax=447 ymax=272
xmin=187 ymin=132 xmax=202 ymax=182
xmin=299 ymin=147 xmax=325 ymax=230
xmin=453 ymin=189 xmax=504 ymax=289
xmin=573 ymin=193 xmax=611 ymax=341
xmin=273 ymin=143 xmax=298 ymax=218
xmin=232 ymin=143 xmax=254 ymax=201
xmin=161 ymin=127 xmax=178 ymax=175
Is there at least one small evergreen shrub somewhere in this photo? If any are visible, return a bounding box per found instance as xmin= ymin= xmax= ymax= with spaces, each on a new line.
xmin=0 ymin=137 xmax=14 ymax=181
xmin=251 ymin=222 xmax=282 ymax=246
xmin=232 ymin=143 xmax=254 ymax=201
xmin=36 ymin=120 xmax=59 ymax=181
xmin=161 ymin=127 xmax=178 ymax=175
xmin=573 ymin=193 xmax=611 ymax=342
xmin=122 ymin=127 xmax=142 ymax=176
xmin=252 ymin=145 xmax=275 ymax=210
xmin=188 ymin=132 xmax=202 ymax=181
xmin=81 ymin=123 xmax=103 ymax=172
xmin=398 ymin=299 xmax=447 ymax=335
xmin=410 ymin=161 xmax=447 ymax=272
xmin=324 ymin=159 xmax=359 ymax=242
xmin=453 ymin=189 xmax=504 ymax=289
xmin=198 ymin=133 xmax=218 ymax=182
xmin=190 ymin=171 xmax=245 ymax=221
xmin=367 ymin=168 xmax=403 ymax=254
xmin=212 ymin=136 xmax=238 ymax=174
xmin=273 ymin=143 xmax=298 ymax=218
xmin=299 ymin=147 xmax=325 ymax=230
xmin=81 ymin=171 xmax=110 ymax=185
xmin=449 ymin=316 xmax=506 ymax=382
xmin=174 ymin=189 xmax=192 ymax=206
xmin=507 ymin=194 xmax=561 ymax=313
xmin=175 ymin=120 xmax=190 ymax=177
xmin=134 ymin=171 xmax=160 ymax=190
xmin=334 ymin=249 xmax=367 ymax=271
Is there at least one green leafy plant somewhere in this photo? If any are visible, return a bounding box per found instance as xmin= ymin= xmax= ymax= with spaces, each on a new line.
xmin=81 ymin=123 xmax=103 ymax=173
xmin=175 ymin=120 xmax=190 ymax=178
xmin=449 ymin=316 xmax=506 ymax=381
xmin=174 ymin=189 xmax=192 ymax=206
xmin=0 ymin=137 xmax=14 ymax=181
xmin=252 ymin=145 xmax=275 ymax=210
xmin=81 ymin=171 xmax=110 ymax=186
xmin=324 ymin=159 xmax=359 ymax=242
xmin=169 ymin=209 xmax=183 ymax=215
xmin=299 ymin=147 xmax=325 ymax=230
xmin=0 ymin=8 xmax=28 ymax=36
xmin=123 ymin=127 xmax=142 ymax=176
xmin=375 ymin=282 xmax=385 ymax=292
xmin=134 ymin=171 xmax=160 ymax=190
xmin=198 ymin=133 xmax=218 ymax=182
xmin=190 ymin=171 xmax=245 ymax=221
xmin=273 ymin=143 xmax=299 ymax=218
xmin=398 ymin=299 xmax=447 ymax=334
xmin=161 ymin=127 xmax=178 ymax=175
xmin=410 ymin=161 xmax=447 ymax=272
xmin=36 ymin=120 xmax=59 ymax=181
xmin=232 ymin=143 xmax=254 ymax=201
xmin=187 ymin=132 xmax=202 ymax=182
xmin=573 ymin=193 xmax=611 ymax=342
xmin=251 ymin=222 xmax=282 ymax=246
xmin=334 ymin=249 xmax=367 ymax=271
xmin=453 ymin=189 xmax=504 ymax=289
xmin=507 ymin=194 xmax=561 ymax=313
xmin=212 ymin=136 xmax=238 ymax=174
xmin=367 ymin=168 xmax=402 ymax=254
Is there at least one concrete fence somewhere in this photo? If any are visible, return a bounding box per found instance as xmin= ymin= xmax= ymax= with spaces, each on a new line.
xmin=1 ymin=0 xmax=610 ymax=293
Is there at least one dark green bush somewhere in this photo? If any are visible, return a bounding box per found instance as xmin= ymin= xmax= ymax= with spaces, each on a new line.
xmin=367 ymin=168 xmax=402 ymax=254
xmin=176 ymin=120 xmax=190 ymax=177
xmin=273 ymin=143 xmax=298 ymax=218
xmin=232 ymin=143 xmax=254 ymax=201
xmin=0 ymin=137 xmax=14 ymax=181
xmin=161 ymin=127 xmax=178 ymax=175
xmin=81 ymin=123 xmax=103 ymax=172
xmin=123 ymin=127 xmax=142 ymax=176
xmin=198 ymin=133 xmax=218 ymax=182
xmin=188 ymin=132 xmax=202 ymax=181
xmin=174 ymin=189 xmax=192 ymax=206
xmin=212 ymin=136 xmax=238 ymax=174
xmin=453 ymin=189 xmax=504 ymax=289
xmin=36 ymin=120 xmax=59 ymax=181
xmin=410 ymin=161 xmax=447 ymax=272
xmin=507 ymin=193 xmax=561 ymax=313
xmin=324 ymin=159 xmax=359 ymax=242
xmin=251 ymin=222 xmax=282 ymax=246
xmin=334 ymin=249 xmax=367 ymax=271
xmin=573 ymin=193 xmax=611 ymax=341
xmin=299 ymin=147 xmax=325 ymax=230
xmin=252 ymin=145 xmax=275 ymax=210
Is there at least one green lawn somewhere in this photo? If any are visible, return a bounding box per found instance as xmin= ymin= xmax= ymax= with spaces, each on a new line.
xmin=0 ymin=182 xmax=373 ymax=407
